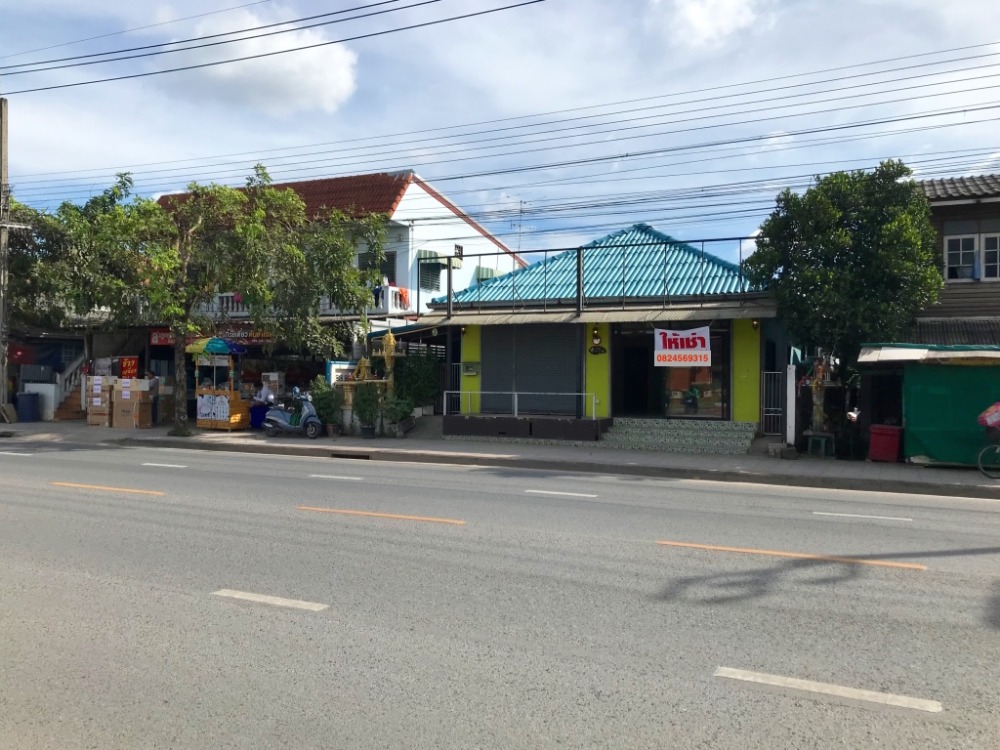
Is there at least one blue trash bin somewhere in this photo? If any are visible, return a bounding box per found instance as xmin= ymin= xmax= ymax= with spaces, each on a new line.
xmin=16 ymin=392 xmax=41 ymax=422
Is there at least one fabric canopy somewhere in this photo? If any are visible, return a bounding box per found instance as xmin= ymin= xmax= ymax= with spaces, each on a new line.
xmin=185 ymin=337 xmax=233 ymax=355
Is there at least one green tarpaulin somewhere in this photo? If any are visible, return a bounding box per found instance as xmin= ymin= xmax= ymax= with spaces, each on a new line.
xmin=903 ymin=363 xmax=1000 ymax=465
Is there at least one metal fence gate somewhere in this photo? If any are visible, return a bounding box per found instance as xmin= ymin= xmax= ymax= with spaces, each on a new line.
xmin=761 ymin=371 xmax=784 ymax=436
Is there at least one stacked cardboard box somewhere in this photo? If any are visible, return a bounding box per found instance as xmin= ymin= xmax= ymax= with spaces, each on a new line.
xmin=113 ymin=377 xmax=153 ymax=429
xmin=86 ymin=376 xmax=115 ymax=427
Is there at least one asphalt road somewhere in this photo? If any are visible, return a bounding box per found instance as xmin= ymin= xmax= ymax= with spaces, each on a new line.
xmin=1 ymin=444 xmax=998 ymax=749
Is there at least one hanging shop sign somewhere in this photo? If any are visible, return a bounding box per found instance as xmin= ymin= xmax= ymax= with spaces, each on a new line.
xmin=654 ymin=326 xmax=711 ymax=367
xmin=150 ymin=325 xmax=274 ymax=347
xmin=119 ymin=356 xmax=140 ymax=379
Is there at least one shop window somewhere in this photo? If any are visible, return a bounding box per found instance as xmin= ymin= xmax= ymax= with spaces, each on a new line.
xmin=984 ymin=235 xmax=1000 ymax=280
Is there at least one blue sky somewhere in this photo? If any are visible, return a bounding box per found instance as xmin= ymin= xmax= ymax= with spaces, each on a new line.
xmin=2 ymin=0 xmax=999 ymax=263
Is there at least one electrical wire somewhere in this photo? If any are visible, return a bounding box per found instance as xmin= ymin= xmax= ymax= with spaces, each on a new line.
xmin=2 ymin=0 xmax=549 ymax=95
xmin=0 ymin=0 xmax=278 ymax=61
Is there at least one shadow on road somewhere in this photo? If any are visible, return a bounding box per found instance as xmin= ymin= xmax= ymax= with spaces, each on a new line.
xmin=987 ymin=581 xmax=1000 ymax=631
xmin=654 ymin=546 xmax=1000 ymax=606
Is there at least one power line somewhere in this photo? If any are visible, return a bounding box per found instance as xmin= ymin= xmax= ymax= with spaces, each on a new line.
xmin=13 ymin=62 xmax=1000 ymax=197
xmin=2 ymin=0 xmax=549 ymax=96
xmin=0 ymin=0 xmax=278 ymax=61
xmin=0 ymin=0 xmax=416 ymax=75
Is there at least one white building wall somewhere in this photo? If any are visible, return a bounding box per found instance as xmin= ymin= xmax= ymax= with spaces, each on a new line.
xmin=390 ymin=182 xmax=520 ymax=313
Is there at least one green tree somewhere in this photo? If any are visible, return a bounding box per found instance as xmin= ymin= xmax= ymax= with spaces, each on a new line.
xmin=62 ymin=166 xmax=385 ymax=435
xmin=743 ymin=160 xmax=942 ymax=378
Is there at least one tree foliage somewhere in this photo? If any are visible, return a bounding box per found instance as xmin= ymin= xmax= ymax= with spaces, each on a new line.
xmin=56 ymin=165 xmax=385 ymax=434
xmin=743 ymin=160 xmax=942 ymax=377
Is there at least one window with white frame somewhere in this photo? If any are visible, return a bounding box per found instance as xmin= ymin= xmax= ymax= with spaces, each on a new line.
xmin=945 ymin=236 xmax=978 ymax=280
xmin=984 ymin=234 xmax=1000 ymax=280
xmin=943 ymin=219 xmax=1000 ymax=282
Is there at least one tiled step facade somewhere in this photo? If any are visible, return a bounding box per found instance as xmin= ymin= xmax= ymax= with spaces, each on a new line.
xmin=601 ymin=418 xmax=758 ymax=454
xmin=53 ymin=390 xmax=86 ymax=421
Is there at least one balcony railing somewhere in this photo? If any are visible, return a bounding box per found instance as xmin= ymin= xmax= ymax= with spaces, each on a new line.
xmin=196 ymin=287 xmax=414 ymax=320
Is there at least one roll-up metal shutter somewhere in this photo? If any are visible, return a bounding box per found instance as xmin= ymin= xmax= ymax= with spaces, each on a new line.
xmin=481 ymin=324 xmax=582 ymax=415
xmin=481 ymin=325 xmax=515 ymax=413
xmin=513 ymin=324 xmax=580 ymax=415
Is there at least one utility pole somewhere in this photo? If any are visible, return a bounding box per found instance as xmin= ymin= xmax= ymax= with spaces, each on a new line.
xmin=0 ymin=96 xmax=9 ymax=410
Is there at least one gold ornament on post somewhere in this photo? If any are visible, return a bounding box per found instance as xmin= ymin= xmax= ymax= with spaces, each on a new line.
xmin=383 ymin=329 xmax=396 ymax=395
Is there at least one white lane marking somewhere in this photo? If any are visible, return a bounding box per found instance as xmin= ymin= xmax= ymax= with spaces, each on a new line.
xmin=714 ymin=667 xmax=943 ymax=713
xmin=142 ymin=462 xmax=187 ymax=468
xmin=212 ymin=589 xmax=328 ymax=612
xmin=813 ymin=511 xmax=913 ymax=522
xmin=309 ymin=474 xmax=363 ymax=481
xmin=0 ymin=451 xmax=32 ymax=456
xmin=525 ymin=489 xmax=598 ymax=498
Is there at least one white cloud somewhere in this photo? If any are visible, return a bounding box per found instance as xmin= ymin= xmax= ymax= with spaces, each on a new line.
xmin=152 ymin=8 xmax=358 ymax=117
xmin=649 ymin=0 xmax=765 ymax=48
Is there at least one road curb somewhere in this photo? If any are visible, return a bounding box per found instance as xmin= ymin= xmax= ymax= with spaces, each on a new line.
xmin=107 ymin=436 xmax=1000 ymax=502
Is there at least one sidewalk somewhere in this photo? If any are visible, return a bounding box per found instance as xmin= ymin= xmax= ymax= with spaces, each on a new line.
xmin=3 ymin=418 xmax=1000 ymax=501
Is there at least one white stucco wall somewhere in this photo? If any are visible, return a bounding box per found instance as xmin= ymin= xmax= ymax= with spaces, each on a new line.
xmin=389 ymin=180 xmax=521 ymax=313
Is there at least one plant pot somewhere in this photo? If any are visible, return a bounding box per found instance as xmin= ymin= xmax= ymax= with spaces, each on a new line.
xmin=360 ymin=425 xmax=376 ymax=439
xmin=325 ymin=423 xmax=337 ymax=438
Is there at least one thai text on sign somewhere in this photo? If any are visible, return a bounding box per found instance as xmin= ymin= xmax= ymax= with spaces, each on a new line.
xmin=654 ymin=327 xmax=711 ymax=367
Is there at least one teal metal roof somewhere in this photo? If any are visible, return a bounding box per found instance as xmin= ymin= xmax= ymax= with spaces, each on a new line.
xmin=436 ymin=224 xmax=749 ymax=307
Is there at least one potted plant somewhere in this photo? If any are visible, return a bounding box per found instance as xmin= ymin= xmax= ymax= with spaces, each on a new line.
xmin=310 ymin=374 xmax=343 ymax=437
xmin=382 ymin=395 xmax=415 ymax=438
xmin=352 ymin=382 xmax=381 ymax=438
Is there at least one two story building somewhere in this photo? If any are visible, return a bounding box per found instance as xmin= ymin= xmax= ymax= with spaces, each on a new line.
xmin=858 ymin=174 xmax=1000 ymax=464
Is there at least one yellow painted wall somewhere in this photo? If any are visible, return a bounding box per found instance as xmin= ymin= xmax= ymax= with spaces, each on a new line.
xmin=731 ymin=319 xmax=761 ymax=423
xmin=584 ymin=323 xmax=612 ymax=418
xmin=459 ymin=325 xmax=481 ymax=414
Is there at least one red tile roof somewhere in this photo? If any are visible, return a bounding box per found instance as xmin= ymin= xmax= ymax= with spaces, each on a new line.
xmin=158 ymin=170 xmax=522 ymax=263
xmin=269 ymin=171 xmax=414 ymax=219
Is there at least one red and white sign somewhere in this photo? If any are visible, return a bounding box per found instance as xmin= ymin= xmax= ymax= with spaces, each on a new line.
xmin=120 ymin=356 xmax=140 ymax=379
xmin=654 ymin=326 xmax=711 ymax=367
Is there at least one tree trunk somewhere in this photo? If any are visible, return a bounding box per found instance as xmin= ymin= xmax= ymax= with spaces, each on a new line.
xmin=171 ymin=330 xmax=190 ymax=436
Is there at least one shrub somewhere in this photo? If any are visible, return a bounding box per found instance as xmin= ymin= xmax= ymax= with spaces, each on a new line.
xmin=396 ymin=354 xmax=440 ymax=406
xmin=310 ymin=374 xmax=343 ymax=426
xmin=352 ymin=382 xmax=381 ymax=428
xmin=383 ymin=396 xmax=414 ymax=425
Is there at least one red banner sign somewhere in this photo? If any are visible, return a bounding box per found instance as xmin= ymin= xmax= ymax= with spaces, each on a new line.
xmin=120 ymin=356 xmax=139 ymax=379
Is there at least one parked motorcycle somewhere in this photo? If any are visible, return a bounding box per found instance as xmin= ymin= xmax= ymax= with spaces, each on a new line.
xmin=263 ymin=389 xmax=323 ymax=439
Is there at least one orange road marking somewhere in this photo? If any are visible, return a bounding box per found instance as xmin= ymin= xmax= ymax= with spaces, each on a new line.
xmin=656 ymin=540 xmax=926 ymax=571
xmin=51 ymin=481 xmax=164 ymax=497
xmin=297 ymin=506 xmax=465 ymax=526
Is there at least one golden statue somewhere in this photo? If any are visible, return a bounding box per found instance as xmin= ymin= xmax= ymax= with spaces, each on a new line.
xmin=353 ymin=356 xmax=370 ymax=381
xmin=383 ymin=330 xmax=397 ymax=395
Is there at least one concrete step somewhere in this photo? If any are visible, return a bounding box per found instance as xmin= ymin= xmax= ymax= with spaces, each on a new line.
xmin=602 ymin=418 xmax=757 ymax=455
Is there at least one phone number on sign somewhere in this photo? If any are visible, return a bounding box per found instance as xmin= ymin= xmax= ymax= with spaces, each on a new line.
xmin=656 ymin=353 xmax=711 ymax=365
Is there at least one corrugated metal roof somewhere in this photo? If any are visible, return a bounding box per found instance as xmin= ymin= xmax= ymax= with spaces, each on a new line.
xmin=920 ymin=175 xmax=1000 ymax=201
xmin=912 ymin=318 xmax=1000 ymax=346
xmin=438 ymin=224 xmax=750 ymax=307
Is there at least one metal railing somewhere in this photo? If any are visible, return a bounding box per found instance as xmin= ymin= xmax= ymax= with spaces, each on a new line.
xmin=195 ymin=288 xmax=414 ymax=320
xmin=444 ymin=390 xmax=598 ymax=419
xmin=761 ymin=370 xmax=784 ymax=436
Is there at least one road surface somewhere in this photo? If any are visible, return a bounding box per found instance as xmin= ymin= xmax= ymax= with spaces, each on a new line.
xmin=1 ymin=443 xmax=998 ymax=748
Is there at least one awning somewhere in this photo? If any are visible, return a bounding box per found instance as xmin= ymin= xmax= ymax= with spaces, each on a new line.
xmin=366 ymin=322 xmax=440 ymax=340
xmin=474 ymin=265 xmax=498 ymax=282
xmin=416 ymin=248 xmax=462 ymax=269
xmin=417 ymin=302 xmax=776 ymax=327
xmin=859 ymin=344 xmax=1000 ymax=364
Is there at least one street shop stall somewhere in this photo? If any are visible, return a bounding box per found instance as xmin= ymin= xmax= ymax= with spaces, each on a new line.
xmin=188 ymin=338 xmax=250 ymax=431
